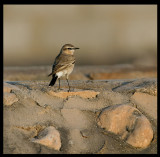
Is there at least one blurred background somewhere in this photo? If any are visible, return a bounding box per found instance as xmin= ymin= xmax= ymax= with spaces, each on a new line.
xmin=4 ymin=5 xmax=157 ymax=67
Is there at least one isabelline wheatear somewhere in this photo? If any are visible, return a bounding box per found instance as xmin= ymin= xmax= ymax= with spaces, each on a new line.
xmin=48 ymin=44 xmax=79 ymax=92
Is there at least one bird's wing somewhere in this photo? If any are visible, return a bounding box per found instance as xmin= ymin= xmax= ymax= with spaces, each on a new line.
xmin=48 ymin=54 xmax=60 ymax=77
xmin=52 ymin=54 xmax=75 ymax=74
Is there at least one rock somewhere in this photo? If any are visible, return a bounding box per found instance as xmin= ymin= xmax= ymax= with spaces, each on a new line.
xmin=3 ymin=82 xmax=20 ymax=93
xmin=3 ymin=92 xmax=18 ymax=106
xmin=47 ymin=90 xmax=99 ymax=99
xmin=131 ymin=92 xmax=157 ymax=120
xmin=112 ymin=78 xmax=157 ymax=95
xmin=31 ymin=126 xmax=61 ymax=151
xmin=97 ymin=104 xmax=153 ymax=148
xmin=126 ymin=116 xmax=154 ymax=148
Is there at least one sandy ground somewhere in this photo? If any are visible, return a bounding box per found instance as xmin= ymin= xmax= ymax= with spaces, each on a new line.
xmin=3 ymin=65 xmax=157 ymax=154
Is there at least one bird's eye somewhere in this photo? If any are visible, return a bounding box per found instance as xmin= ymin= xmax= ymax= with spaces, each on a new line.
xmin=68 ymin=48 xmax=72 ymax=50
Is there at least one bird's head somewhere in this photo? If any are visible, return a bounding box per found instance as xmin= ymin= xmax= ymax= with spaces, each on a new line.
xmin=61 ymin=44 xmax=79 ymax=55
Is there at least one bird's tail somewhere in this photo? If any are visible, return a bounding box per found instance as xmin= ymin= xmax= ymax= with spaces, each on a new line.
xmin=49 ymin=74 xmax=58 ymax=86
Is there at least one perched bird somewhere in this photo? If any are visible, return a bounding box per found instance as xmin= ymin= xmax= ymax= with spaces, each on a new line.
xmin=48 ymin=44 xmax=79 ymax=92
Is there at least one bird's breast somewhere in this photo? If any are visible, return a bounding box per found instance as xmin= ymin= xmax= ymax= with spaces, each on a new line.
xmin=56 ymin=64 xmax=74 ymax=78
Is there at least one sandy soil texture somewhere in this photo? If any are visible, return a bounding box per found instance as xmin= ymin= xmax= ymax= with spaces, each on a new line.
xmin=3 ymin=65 xmax=157 ymax=154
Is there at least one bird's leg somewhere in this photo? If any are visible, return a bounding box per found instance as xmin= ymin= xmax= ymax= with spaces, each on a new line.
xmin=58 ymin=78 xmax=61 ymax=90
xmin=66 ymin=78 xmax=71 ymax=92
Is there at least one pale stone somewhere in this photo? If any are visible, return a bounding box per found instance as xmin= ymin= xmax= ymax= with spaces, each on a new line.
xmin=97 ymin=105 xmax=136 ymax=135
xmin=47 ymin=90 xmax=99 ymax=99
xmin=131 ymin=92 xmax=157 ymax=119
xmin=97 ymin=104 xmax=153 ymax=148
xmin=3 ymin=92 xmax=18 ymax=106
xmin=31 ymin=126 xmax=61 ymax=151
xmin=126 ymin=116 xmax=154 ymax=148
xmin=3 ymin=82 xmax=20 ymax=93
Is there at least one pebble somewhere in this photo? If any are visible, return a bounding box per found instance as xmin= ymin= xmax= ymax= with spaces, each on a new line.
xmin=3 ymin=82 xmax=20 ymax=93
xmin=31 ymin=126 xmax=61 ymax=151
xmin=3 ymin=92 xmax=18 ymax=106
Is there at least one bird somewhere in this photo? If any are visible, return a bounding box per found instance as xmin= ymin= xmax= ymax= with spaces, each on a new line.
xmin=48 ymin=44 xmax=79 ymax=92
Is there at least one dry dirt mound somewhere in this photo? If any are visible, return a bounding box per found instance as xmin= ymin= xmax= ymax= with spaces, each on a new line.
xmin=3 ymin=78 xmax=157 ymax=154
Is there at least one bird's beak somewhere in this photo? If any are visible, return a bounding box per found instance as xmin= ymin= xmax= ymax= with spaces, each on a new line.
xmin=75 ymin=47 xmax=79 ymax=49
